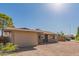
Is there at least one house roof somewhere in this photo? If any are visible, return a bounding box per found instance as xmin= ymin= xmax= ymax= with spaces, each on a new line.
xmin=4 ymin=28 xmax=41 ymax=33
xmin=4 ymin=28 xmax=55 ymax=34
xmin=35 ymin=29 xmax=55 ymax=34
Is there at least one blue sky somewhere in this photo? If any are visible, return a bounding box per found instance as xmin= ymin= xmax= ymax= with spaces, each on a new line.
xmin=0 ymin=3 xmax=79 ymax=35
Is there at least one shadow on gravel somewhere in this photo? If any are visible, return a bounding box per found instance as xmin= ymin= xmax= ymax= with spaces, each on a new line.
xmin=15 ymin=47 xmax=37 ymax=53
xmin=39 ymin=41 xmax=58 ymax=45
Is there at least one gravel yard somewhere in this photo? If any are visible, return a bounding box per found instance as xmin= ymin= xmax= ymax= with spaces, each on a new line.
xmin=14 ymin=41 xmax=79 ymax=56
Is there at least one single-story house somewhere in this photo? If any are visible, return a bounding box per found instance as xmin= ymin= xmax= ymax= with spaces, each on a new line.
xmin=3 ymin=28 xmax=40 ymax=47
xmin=3 ymin=28 xmax=58 ymax=47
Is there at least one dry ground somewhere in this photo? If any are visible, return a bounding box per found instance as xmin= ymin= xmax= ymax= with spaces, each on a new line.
xmin=13 ymin=41 xmax=79 ymax=56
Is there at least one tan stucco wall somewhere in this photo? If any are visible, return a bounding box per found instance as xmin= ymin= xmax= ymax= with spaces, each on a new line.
xmin=11 ymin=31 xmax=38 ymax=47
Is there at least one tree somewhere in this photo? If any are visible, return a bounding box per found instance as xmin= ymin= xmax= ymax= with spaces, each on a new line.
xmin=58 ymin=31 xmax=65 ymax=41
xmin=0 ymin=13 xmax=14 ymax=28
xmin=60 ymin=31 xmax=64 ymax=36
xmin=0 ymin=13 xmax=14 ymax=37
xmin=75 ymin=26 xmax=79 ymax=41
xmin=77 ymin=27 xmax=79 ymax=36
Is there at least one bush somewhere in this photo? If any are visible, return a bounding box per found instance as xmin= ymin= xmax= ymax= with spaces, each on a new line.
xmin=75 ymin=36 xmax=79 ymax=42
xmin=0 ymin=43 xmax=17 ymax=53
xmin=65 ymin=38 xmax=71 ymax=41
xmin=0 ymin=43 xmax=4 ymax=50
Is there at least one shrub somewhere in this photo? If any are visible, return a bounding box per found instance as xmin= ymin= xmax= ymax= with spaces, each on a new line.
xmin=75 ymin=27 xmax=79 ymax=42
xmin=0 ymin=43 xmax=4 ymax=50
xmin=75 ymin=36 xmax=79 ymax=42
xmin=0 ymin=43 xmax=17 ymax=53
xmin=65 ymin=37 xmax=71 ymax=41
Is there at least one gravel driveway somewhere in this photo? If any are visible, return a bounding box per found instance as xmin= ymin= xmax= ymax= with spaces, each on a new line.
xmin=14 ymin=41 xmax=79 ymax=56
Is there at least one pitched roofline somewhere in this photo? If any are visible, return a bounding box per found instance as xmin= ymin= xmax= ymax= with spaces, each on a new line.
xmin=4 ymin=28 xmax=55 ymax=34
